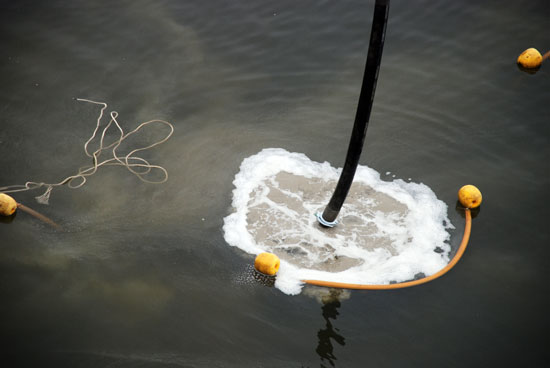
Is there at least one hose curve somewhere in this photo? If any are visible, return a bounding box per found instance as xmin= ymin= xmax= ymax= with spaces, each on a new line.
xmin=303 ymin=209 xmax=472 ymax=290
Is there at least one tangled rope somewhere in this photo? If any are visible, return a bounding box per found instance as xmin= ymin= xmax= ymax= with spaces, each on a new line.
xmin=0 ymin=99 xmax=174 ymax=204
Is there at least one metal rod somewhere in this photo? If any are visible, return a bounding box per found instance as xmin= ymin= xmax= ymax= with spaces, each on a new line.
xmin=318 ymin=0 xmax=390 ymax=227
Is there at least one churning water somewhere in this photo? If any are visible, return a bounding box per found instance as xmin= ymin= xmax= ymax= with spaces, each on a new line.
xmin=223 ymin=148 xmax=453 ymax=294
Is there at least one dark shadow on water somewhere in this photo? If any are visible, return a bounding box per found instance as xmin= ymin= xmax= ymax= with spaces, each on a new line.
xmin=516 ymin=63 xmax=541 ymax=75
xmin=455 ymin=201 xmax=481 ymax=219
xmin=0 ymin=211 xmax=16 ymax=224
xmin=316 ymin=292 xmax=346 ymax=368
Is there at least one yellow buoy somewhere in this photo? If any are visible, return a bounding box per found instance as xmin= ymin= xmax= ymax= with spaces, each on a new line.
xmin=517 ymin=48 xmax=543 ymax=69
xmin=0 ymin=193 xmax=18 ymax=216
xmin=458 ymin=185 xmax=482 ymax=209
xmin=254 ymin=252 xmax=280 ymax=276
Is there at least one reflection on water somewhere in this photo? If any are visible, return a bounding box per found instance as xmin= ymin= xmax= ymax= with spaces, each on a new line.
xmin=455 ymin=201 xmax=481 ymax=219
xmin=516 ymin=63 xmax=541 ymax=75
xmin=0 ymin=211 xmax=16 ymax=224
xmin=314 ymin=289 xmax=347 ymax=368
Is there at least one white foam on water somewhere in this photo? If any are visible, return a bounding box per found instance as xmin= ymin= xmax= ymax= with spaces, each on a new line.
xmin=223 ymin=148 xmax=454 ymax=295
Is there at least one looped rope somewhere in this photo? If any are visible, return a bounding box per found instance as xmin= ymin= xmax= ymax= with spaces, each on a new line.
xmin=0 ymin=99 xmax=174 ymax=204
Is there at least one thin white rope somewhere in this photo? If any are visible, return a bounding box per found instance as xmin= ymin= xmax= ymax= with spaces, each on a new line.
xmin=0 ymin=99 xmax=174 ymax=204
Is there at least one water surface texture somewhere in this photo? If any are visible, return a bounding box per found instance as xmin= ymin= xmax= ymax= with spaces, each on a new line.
xmin=1 ymin=0 xmax=548 ymax=367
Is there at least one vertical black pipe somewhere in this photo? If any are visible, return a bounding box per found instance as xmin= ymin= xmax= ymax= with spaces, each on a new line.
xmin=318 ymin=0 xmax=390 ymax=226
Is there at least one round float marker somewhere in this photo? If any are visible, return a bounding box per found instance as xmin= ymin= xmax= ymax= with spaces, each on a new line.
xmin=517 ymin=48 xmax=543 ymax=69
xmin=0 ymin=193 xmax=17 ymax=216
xmin=254 ymin=252 xmax=280 ymax=276
xmin=458 ymin=185 xmax=482 ymax=209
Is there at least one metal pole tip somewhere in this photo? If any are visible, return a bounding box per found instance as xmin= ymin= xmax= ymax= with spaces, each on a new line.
xmin=316 ymin=212 xmax=338 ymax=228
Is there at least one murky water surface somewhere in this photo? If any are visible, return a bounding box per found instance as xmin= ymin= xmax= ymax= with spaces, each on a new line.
xmin=1 ymin=0 xmax=548 ymax=366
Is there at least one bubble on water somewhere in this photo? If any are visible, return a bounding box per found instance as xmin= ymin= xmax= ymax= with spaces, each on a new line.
xmin=232 ymin=264 xmax=276 ymax=288
xmin=223 ymin=148 xmax=454 ymax=295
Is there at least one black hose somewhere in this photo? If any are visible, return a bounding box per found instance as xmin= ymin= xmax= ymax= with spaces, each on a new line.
xmin=319 ymin=0 xmax=390 ymax=226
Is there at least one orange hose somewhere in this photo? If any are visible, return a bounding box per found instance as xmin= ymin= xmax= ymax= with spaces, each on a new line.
xmin=303 ymin=209 xmax=472 ymax=290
